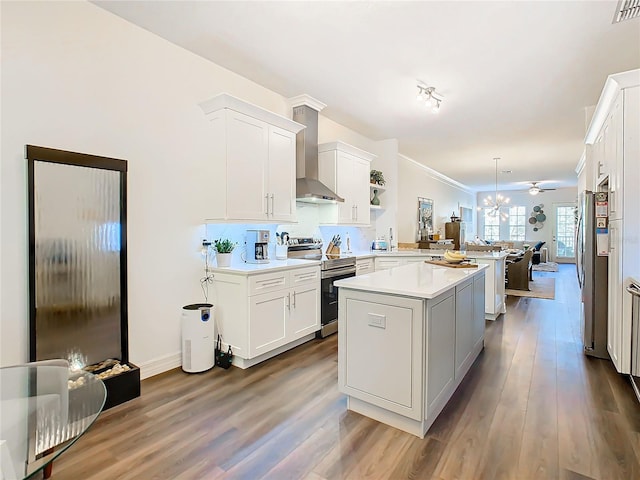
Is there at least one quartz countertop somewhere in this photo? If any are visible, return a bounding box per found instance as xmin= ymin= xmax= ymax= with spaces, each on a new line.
xmin=335 ymin=261 xmax=488 ymax=299
xmin=361 ymin=249 xmax=509 ymax=260
xmin=207 ymin=258 xmax=320 ymax=275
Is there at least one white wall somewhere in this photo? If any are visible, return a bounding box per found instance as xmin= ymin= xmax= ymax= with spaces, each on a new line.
xmin=397 ymin=156 xmax=476 ymax=243
xmin=0 ymin=2 xmax=378 ymax=374
xmin=476 ymin=187 xmax=578 ymax=261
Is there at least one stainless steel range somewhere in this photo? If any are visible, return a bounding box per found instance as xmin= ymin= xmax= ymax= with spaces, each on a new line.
xmin=287 ymin=237 xmax=356 ymax=337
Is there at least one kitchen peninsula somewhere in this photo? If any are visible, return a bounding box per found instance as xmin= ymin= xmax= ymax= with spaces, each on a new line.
xmin=335 ymin=261 xmax=487 ymax=438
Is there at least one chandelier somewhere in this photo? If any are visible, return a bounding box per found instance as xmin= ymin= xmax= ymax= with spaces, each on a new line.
xmin=416 ymin=82 xmax=443 ymax=113
xmin=483 ymin=157 xmax=510 ymax=221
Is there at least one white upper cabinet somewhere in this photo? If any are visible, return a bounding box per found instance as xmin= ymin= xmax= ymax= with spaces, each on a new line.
xmin=199 ymin=94 xmax=304 ymax=223
xmin=317 ymin=141 xmax=375 ymax=225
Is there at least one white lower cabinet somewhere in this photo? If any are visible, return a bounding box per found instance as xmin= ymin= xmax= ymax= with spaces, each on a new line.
xmin=214 ymin=265 xmax=320 ymax=368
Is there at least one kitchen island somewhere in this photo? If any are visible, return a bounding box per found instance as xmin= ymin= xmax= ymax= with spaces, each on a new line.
xmin=371 ymin=249 xmax=507 ymax=320
xmin=335 ymin=261 xmax=487 ymax=438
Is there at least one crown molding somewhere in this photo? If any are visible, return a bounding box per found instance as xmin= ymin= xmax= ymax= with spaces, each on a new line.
xmin=399 ymin=154 xmax=474 ymax=194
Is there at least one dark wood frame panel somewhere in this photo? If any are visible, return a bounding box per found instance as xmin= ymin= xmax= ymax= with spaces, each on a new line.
xmin=25 ymin=145 xmax=129 ymax=364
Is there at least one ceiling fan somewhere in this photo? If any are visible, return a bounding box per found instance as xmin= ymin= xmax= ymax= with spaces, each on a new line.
xmin=528 ymin=182 xmax=556 ymax=195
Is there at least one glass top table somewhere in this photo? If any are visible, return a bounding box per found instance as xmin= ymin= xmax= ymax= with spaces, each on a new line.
xmin=0 ymin=364 xmax=106 ymax=479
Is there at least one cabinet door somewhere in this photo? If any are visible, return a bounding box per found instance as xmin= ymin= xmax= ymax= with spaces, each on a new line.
xmin=289 ymin=284 xmax=320 ymax=338
xmin=267 ymin=126 xmax=296 ymax=222
xmin=473 ymin=273 xmax=486 ymax=349
xmin=226 ymin=110 xmax=269 ymax=221
xmin=352 ymin=156 xmax=371 ymax=225
xmin=455 ymin=280 xmax=474 ymax=380
xmin=249 ymin=290 xmax=289 ymax=358
xmin=609 ymin=94 xmax=623 ymax=220
xmin=336 ymin=152 xmax=355 ymax=223
xmin=607 ymin=220 xmax=622 ymax=371
xmin=427 ymin=293 xmax=455 ymax=417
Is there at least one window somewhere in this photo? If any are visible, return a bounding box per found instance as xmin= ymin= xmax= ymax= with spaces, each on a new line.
xmin=508 ymin=206 xmax=526 ymax=240
xmin=483 ymin=208 xmax=500 ymax=241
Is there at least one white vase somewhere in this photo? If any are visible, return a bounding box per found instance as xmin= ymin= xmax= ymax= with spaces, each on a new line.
xmin=216 ymin=252 xmax=232 ymax=267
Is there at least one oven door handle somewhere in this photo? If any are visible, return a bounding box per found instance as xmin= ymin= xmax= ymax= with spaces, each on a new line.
xmin=321 ymin=266 xmax=356 ymax=279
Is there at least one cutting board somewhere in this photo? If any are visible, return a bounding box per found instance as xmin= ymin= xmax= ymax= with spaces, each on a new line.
xmin=424 ymin=259 xmax=478 ymax=269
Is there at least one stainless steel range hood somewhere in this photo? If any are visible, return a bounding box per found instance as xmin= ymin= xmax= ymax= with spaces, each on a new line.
xmin=290 ymin=96 xmax=344 ymax=203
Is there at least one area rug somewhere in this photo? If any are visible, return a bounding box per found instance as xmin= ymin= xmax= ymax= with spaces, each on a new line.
xmin=506 ymin=277 xmax=556 ymax=300
xmin=532 ymin=261 xmax=559 ymax=272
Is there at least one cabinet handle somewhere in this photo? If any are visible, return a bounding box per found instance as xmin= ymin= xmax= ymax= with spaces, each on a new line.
xmin=355 ymin=204 xmax=358 ymax=220
xmin=597 ymin=161 xmax=603 ymax=178
xmin=296 ymin=273 xmax=316 ymax=281
xmin=265 ymin=194 xmax=270 ymax=215
xmin=286 ymin=292 xmax=290 ymax=310
xmin=610 ymin=190 xmax=615 ymax=212
xmin=270 ymin=193 xmax=274 ymax=216
xmin=292 ymin=291 xmax=296 ymax=308
xmin=258 ymin=279 xmax=285 ymax=288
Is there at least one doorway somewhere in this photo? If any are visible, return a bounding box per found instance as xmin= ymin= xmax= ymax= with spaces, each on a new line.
xmin=552 ymin=202 xmax=577 ymax=263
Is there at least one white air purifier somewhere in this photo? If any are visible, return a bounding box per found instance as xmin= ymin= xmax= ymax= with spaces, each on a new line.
xmin=181 ymin=303 xmax=215 ymax=373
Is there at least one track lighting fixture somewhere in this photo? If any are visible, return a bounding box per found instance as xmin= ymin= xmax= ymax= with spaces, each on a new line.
xmin=416 ymin=82 xmax=443 ymax=113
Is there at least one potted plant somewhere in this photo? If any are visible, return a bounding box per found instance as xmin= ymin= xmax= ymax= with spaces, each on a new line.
xmin=370 ymin=169 xmax=386 ymax=186
xmin=214 ymin=238 xmax=236 ymax=267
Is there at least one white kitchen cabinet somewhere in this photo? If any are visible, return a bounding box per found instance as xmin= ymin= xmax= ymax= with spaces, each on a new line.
xmin=317 ymin=141 xmax=375 ymax=225
xmin=249 ymin=289 xmax=289 ymax=358
xmin=199 ymin=93 xmax=304 ymax=223
xmin=289 ymin=283 xmax=320 ymax=338
xmin=213 ymin=264 xmax=320 ymax=368
xmin=356 ymin=257 xmax=375 ymax=276
xmin=586 ymin=71 xmax=640 ymax=375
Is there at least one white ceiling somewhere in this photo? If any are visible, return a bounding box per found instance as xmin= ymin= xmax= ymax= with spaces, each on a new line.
xmin=93 ymin=1 xmax=640 ymax=192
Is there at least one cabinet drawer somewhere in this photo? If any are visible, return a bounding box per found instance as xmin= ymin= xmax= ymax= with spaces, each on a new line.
xmin=249 ymin=271 xmax=288 ymax=296
xmin=356 ymin=258 xmax=374 ymax=276
xmin=375 ymin=258 xmax=404 ymax=271
xmin=290 ymin=266 xmax=320 ymax=286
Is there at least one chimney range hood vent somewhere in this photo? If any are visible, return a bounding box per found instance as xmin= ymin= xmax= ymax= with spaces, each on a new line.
xmin=290 ymin=96 xmax=344 ymax=204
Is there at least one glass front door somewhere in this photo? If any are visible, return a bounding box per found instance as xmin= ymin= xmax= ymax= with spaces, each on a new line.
xmin=553 ymin=203 xmax=577 ymax=263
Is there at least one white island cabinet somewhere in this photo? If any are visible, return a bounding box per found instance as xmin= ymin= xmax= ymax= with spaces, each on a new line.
xmin=210 ymin=261 xmax=320 ymax=368
xmin=335 ymin=262 xmax=487 ymax=438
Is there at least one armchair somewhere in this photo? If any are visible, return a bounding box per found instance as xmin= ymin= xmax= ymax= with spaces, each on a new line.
xmin=530 ymin=241 xmax=546 ymax=265
xmin=506 ymin=250 xmax=533 ymax=291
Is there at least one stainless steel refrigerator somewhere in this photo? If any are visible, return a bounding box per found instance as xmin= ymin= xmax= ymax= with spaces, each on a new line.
xmin=576 ymin=191 xmax=609 ymax=359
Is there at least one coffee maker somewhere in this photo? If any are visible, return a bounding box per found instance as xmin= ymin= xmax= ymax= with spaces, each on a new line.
xmin=246 ymin=230 xmax=270 ymax=264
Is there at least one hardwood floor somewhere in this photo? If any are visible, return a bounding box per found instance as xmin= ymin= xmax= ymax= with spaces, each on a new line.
xmin=53 ymin=265 xmax=639 ymax=480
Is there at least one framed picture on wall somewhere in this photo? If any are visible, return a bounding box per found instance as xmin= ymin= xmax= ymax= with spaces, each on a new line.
xmin=418 ymin=197 xmax=434 ymax=233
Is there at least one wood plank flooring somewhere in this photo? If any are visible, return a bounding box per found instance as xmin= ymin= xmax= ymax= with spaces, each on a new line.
xmin=52 ymin=265 xmax=639 ymax=479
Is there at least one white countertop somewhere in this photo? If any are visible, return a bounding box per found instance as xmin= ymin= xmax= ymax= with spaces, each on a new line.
xmin=335 ymin=261 xmax=489 ymax=299
xmin=207 ymin=258 xmax=320 ymax=275
xmin=363 ymin=249 xmax=509 ymax=260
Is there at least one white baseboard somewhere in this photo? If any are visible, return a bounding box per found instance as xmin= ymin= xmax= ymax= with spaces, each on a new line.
xmin=137 ymin=351 xmax=181 ymax=380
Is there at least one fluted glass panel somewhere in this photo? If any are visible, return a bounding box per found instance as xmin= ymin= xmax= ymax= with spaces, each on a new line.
xmin=34 ymin=161 xmax=121 ymax=366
